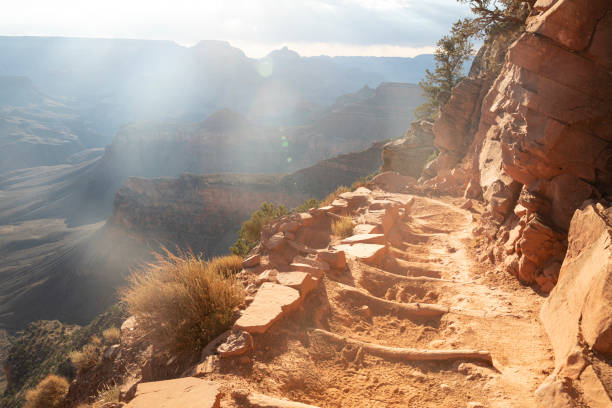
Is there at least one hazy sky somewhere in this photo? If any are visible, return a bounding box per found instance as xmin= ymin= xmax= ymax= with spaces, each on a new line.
xmin=2 ymin=0 xmax=473 ymax=58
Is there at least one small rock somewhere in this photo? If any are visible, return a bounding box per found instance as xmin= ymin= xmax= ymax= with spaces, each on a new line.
xmin=440 ymin=383 xmax=450 ymax=392
xmin=100 ymin=403 xmax=124 ymax=408
xmin=256 ymin=269 xmax=278 ymax=285
xmin=316 ymin=249 xmax=347 ymax=269
xmin=467 ymin=402 xmax=485 ymax=408
xmin=217 ymin=330 xmax=253 ymax=358
xmin=103 ymin=344 xmax=120 ymax=361
xmin=265 ymin=232 xmax=285 ymax=250
xmin=242 ymin=254 xmax=261 ymax=268
xmin=360 ymin=305 xmax=372 ymax=319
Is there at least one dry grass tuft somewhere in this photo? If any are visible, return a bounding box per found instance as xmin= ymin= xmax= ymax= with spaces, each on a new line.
xmin=94 ymin=382 xmax=121 ymax=406
xmin=102 ymin=327 xmax=120 ymax=344
xmin=332 ymin=216 xmax=354 ymax=238
xmin=207 ymin=254 xmax=243 ymax=278
xmin=120 ymin=249 xmax=245 ymax=355
xmin=321 ymin=186 xmax=351 ymax=206
xmin=69 ymin=343 xmax=100 ymax=372
xmin=24 ymin=375 xmax=69 ymax=408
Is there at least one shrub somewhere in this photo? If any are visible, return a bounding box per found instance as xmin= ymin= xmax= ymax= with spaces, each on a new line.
xmin=101 ymin=327 xmax=120 ymax=344
xmin=207 ymin=255 xmax=243 ymax=278
xmin=95 ymin=382 xmax=121 ymax=405
xmin=120 ymin=250 xmax=245 ymax=355
xmin=69 ymin=343 xmax=100 ymax=372
xmin=230 ymin=202 xmax=288 ymax=256
xmin=292 ymin=198 xmax=321 ymax=213
xmin=332 ymin=217 xmax=354 ymax=238
xmin=321 ymin=186 xmax=351 ymax=207
xmin=24 ymin=375 xmax=69 ymax=408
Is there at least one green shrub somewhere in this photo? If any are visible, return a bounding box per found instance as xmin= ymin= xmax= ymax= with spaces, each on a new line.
xmin=121 ymin=250 xmax=244 ymax=355
xmin=230 ymin=202 xmax=288 ymax=256
xmin=292 ymin=198 xmax=321 ymax=213
xmin=24 ymin=375 xmax=68 ymax=408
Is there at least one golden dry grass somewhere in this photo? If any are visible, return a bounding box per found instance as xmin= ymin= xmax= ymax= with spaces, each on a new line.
xmin=69 ymin=343 xmax=100 ymax=372
xmin=332 ymin=216 xmax=354 ymax=238
xmin=94 ymin=382 xmax=121 ymax=406
xmin=120 ymin=249 xmax=244 ymax=355
xmin=24 ymin=375 xmax=69 ymax=408
xmin=102 ymin=327 xmax=120 ymax=344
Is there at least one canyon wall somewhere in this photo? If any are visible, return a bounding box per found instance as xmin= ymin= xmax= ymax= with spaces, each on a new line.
xmin=425 ymin=1 xmax=611 ymax=405
xmin=428 ymin=0 xmax=611 ymax=291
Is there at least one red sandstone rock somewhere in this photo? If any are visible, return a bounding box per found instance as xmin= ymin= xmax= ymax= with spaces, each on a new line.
xmin=276 ymin=272 xmax=318 ymax=296
xmin=538 ymin=201 xmax=612 ymax=406
xmin=335 ymin=243 xmax=386 ymax=265
xmin=243 ymin=254 xmax=261 ymax=268
xmin=316 ymin=249 xmax=346 ymax=269
xmin=340 ymin=233 xmax=386 ymax=245
xmin=124 ymin=378 xmax=221 ymax=408
xmin=217 ymin=330 xmax=253 ymax=358
xmin=353 ymin=224 xmax=381 ymax=235
xmin=234 ymin=283 xmax=301 ymax=334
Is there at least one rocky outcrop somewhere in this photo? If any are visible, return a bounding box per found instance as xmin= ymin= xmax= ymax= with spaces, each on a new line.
xmin=381 ymin=120 xmax=434 ymax=178
xmin=537 ymin=200 xmax=612 ymax=407
xmin=427 ymin=0 xmax=611 ymax=292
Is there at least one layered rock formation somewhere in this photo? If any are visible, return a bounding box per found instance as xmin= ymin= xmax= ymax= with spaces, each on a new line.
xmin=421 ymin=1 xmax=611 ymax=405
xmin=381 ymin=120 xmax=435 ymax=178
xmin=111 ymin=174 xmax=308 ymax=256
xmin=427 ymin=0 xmax=611 ymax=292
xmin=537 ymin=200 xmax=612 ymax=407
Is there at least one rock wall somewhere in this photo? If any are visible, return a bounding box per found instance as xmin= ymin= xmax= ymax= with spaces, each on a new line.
xmin=428 ymin=0 xmax=611 ymax=292
xmin=537 ymin=200 xmax=612 ymax=407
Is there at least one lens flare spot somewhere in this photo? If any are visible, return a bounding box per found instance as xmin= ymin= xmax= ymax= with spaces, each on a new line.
xmin=287 ymin=157 xmax=293 ymax=163
xmin=282 ymin=141 xmax=289 ymax=148
xmin=257 ymin=59 xmax=274 ymax=77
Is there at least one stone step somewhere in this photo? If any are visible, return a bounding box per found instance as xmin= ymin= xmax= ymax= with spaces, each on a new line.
xmin=276 ymin=271 xmax=318 ymax=296
xmin=239 ymin=392 xmax=320 ymax=408
xmin=234 ymin=283 xmax=301 ymax=334
xmin=124 ymin=378 xmax=221 ymax=408
xmin=340 ymin=233 xmax=386 ymax=245
xmin=335 ymin=243 xmax=386 ymax=265
xmin=290 ymin=262 xmax=323 ymax=278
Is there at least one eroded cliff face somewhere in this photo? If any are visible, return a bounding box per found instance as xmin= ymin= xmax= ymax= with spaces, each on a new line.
xmin=111 ymin=174 xmax=308 ymax=256
xmin=428 ymin=0 xmax=611 ymax=292
xmin=424 ymin=1 xmax=611 ymax=405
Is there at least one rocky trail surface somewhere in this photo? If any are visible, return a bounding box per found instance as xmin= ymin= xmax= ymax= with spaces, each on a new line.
xmin=119 ymin=180 xmax=558 ymax=408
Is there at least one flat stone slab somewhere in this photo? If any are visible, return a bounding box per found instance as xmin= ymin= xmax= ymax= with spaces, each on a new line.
xmin=276 ymin=272 xmax=318 ymax=296
xmin=335 ymin=243 xmax=386 ymax=264
xmin=234 ymin=283 xmax=301 ymax=334
xmin=289 ymin=262 xmax=323 ymax=278
xmin=244 ymin=392 xmax=320 ymax=407
xmin=340 ymin=233 xmax=386 ymax=245
xmin=125 ymin=378 xmax=221 ymax=408
xmin=353 ymin=224 xmax=381 ymax=235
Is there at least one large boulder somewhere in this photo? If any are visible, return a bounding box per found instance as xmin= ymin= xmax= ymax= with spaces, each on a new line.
xmin=538 ymin=200 xmax=612 ymax=406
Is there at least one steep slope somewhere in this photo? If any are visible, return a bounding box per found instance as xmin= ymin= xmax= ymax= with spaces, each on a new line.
xmin=0 ymin=138 xmax=384 ymax=331
xmin=0 ymin=76 xmax=101 ymax=173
